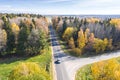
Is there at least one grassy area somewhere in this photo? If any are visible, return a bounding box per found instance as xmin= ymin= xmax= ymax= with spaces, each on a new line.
xmin=0 ymin=47 xmax=52 ymax=80
xmin=75 ymin=57 xmax=120 ymax=80
xmin=57 ymin=36 xmax=74 ymax=55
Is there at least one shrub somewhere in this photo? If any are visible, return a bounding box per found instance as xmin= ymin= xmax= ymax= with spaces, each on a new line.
xmin=76 ymin=65 xmax=93 ymax=80
xmin=9 ymin=62 xmax=50 ymax=80
xmin=71 ymin=48 xmax=82 ymax=56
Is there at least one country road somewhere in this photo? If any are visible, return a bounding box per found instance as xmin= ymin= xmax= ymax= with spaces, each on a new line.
xmin=49 ymin=26 xmax=120 ymax=80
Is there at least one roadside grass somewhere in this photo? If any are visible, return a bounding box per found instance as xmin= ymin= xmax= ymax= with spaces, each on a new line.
xmin=58 ymin=37 xmax=85 ymax=57
xmin=0 ymin=47 xmax=52 ymax=80
xmin=58 ymin=38 xmax=120 ymax=58
xmin=75 ymin=56 xmax=120 ymax=80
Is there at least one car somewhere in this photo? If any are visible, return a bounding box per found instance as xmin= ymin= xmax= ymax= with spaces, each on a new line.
xmin=55 ymin=59 xmax=61 ymax=64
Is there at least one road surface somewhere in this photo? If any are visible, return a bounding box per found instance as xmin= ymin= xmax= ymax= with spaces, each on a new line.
xmin=49 ymin=26 xmax=120 ymax=80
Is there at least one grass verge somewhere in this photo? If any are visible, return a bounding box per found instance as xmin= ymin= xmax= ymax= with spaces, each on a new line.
xmin=0 ymin=47 xmax=52 ymax=80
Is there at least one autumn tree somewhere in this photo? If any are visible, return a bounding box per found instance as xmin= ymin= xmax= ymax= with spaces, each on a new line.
xmin=0 ymin=29 xmax=7 ymax=55
xmin=68 ymin=37 xmax=75 ymax=49
xmin=84 ymin=28 xmax=90 ymax=43
xmin=11 ymin=23 xmax=20 ymax=44
xmin=88 ymin=33 xmax=95 ymax=44
xmin=62 ymin=27 xmax=74 ymax=41
xmin=103 ymin=38 xmax=109 ymax=50
xmin=93 ymin=38 xmax=108 ymax=53
xmin=85 ymin=33 xmax=95 ymax=51
xmin=91 ymin=59 xmax=119 ymax=80
xmin=107 ymin=39 xmax=113 ymax=50
xmin=77 ymin=29 xmax=85 ymax=50
xmin=91 ymin=61 xmax=105 ymax=80
xmin=2 ymin=20 xmax=16 ymax=54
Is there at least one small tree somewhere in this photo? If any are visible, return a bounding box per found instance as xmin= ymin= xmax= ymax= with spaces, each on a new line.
xmin=107 ymin=39 xmax=113 ymax=50
xmin=93 ymin=38 xmax=107 ymax=53
xmin=0 ymin=29 xmax=7 ymax=55
xmin=62 ymin=20 xmax=67 ymax=33
xmin=11 ymin=23 xmax=20 ymax=44
xmin=62 ymin=27 xmax=74 ymax=41
xmin=9 ymin=62 xmax=50 ymax=80
xmin=84 ymin=28 xmax=90 ymax=43
xmin=68 ymin=37 xmax=75 ymax=49
xmin=77 ymin=29 xmax=85 ymax=50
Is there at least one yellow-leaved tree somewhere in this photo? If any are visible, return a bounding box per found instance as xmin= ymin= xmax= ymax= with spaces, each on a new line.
xmin=91 ymin=59 xmax=120 ymax=80
xmin=0 ymin=29 xmax=7 ymax=54
xmin=62 ymin=27 xmax=74 ymax=41
xmin=68 ymin=37 xmax=75 ymax=49
xmin=11 ymin=23 xmax=20 ymax=35
xmin=11 ymin=23 xmax=20 ymax=44
xmin=84 ymin=28 xmax=90 ymax=43
xmin=93 ymin=38 xmax=109 ymax=53
xmin=77 ymin=28 xmax=85 ymax=50
xmin=91 ymin=61 xmax=105 ymax=80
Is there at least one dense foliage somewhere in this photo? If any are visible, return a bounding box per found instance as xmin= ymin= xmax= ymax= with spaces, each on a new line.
xmin=76 ymin=58 xmax=120 ymax=80
xmin=52 ymin=16 xmax=120 ymax=56
xmin=0 ymin=47 xmax=52 ymax=80
xmin=0 ymin=13 xmax=49 ymax=56
xmin=0 ymin=13 xmax=52 ymax=80
xmin=9 ymin=62 xmax=51 ymax=80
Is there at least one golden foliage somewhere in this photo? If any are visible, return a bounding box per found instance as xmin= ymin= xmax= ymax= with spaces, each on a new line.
xmin=68 ymin=37 xmax=75 ymax=49
xmin=0 ymin=29 xmax=7 ymax=45
xmin=25 ymin=19 xmax=32 ymax=26
xmin=11 ymin=23 xmax=20 ymax=35
xmin=86 ymin=18 xmax=100 ymax=23
xmin=84 ymin=28 xmax=90 ymax=43
xmin=93 ymin=38 xmax=108 ymax=53
xmin=88 ymin=33 xmax=95 ymax=43
xmin=77 ymin=29 xmax=85 ymax=50
xmin=72 ymin=48 xmax=82 ymax=56
xmin=110 ymin=19 xmax=120 ymax=26
xmin=2 ymin=29 xmax=7 ymax=43
xmin=62 ymin=27 xmax=74 ymax=41
xmin=108 ymin=39 xmax=113 ymax=50
xmin=9 ymin=62 xmax=50 ymax=80
xmin=91 ymin=61 xmax=105 ymax=80
xmin=91 ymin=59 xmax=120 ymax=80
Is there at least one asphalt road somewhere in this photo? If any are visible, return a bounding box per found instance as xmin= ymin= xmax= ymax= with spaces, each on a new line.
xmin=49 ymin=26 xmax=120 ymax=80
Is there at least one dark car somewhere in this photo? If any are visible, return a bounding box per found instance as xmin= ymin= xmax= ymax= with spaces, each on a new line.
xmin=55 ymin=59 xmax=61 ymax=64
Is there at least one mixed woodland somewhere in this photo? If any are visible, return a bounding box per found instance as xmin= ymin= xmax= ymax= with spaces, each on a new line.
xmin=0 ymin=13 xmax=51 ymax=80
xmin=52 ymin=16 xmax=120 ymax=56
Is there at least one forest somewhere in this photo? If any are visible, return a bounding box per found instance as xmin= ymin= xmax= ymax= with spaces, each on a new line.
xmin=0 ymin=13 xmax=49 ymax=56
xmin=52 ymin=16 xmax=120 ymax=56
xmin=0 ymin=13 xmax=51 ymax=80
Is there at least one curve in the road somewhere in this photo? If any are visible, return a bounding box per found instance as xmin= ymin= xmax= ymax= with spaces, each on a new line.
xmin=49 ymin=26 xmax=120 ymax=80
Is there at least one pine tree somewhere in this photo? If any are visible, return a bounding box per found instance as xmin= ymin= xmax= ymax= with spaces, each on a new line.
xmin=62 ymin=20 xmax=67 ymax=33
xmin=17 ymin=23 xmax=30 ymax=55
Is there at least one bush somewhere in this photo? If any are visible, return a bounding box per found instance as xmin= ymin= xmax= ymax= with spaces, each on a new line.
xmin=76 ymin=65 xmax=93 ymax=80
xmin=76 ymin=58 xmax=120 ymax=80
xmin=71 ymin=48 xmax=82 ymax=56
xmin=9 ymin=62 xmax=50 ymax=80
